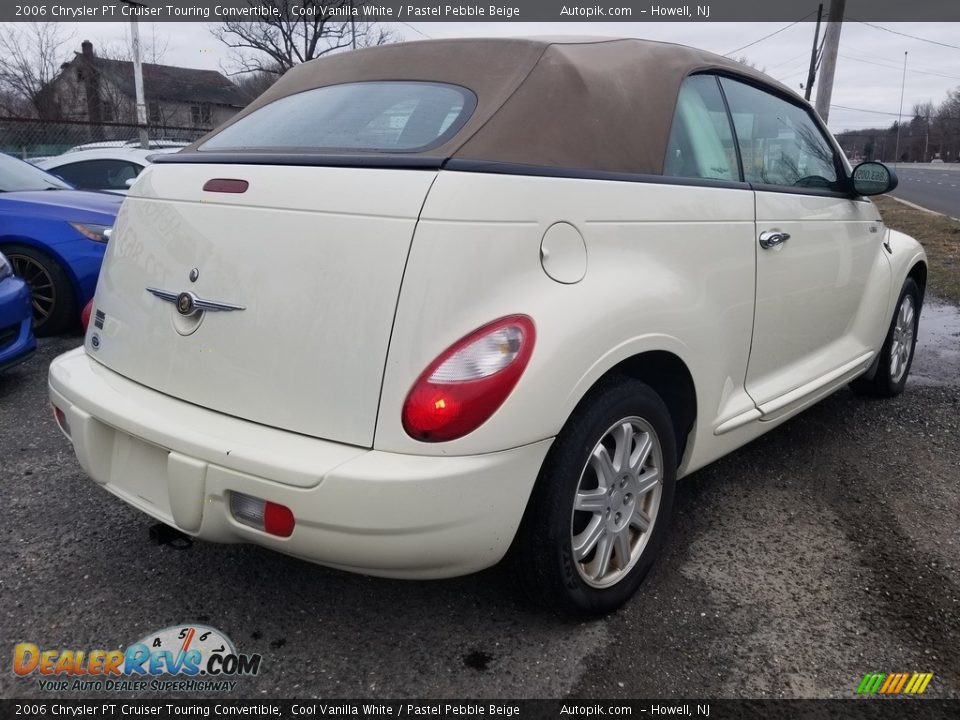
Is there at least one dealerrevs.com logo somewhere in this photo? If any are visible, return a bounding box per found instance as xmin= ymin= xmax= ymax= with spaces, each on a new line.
xmin=13 ymin=624 xmax=262 ymax=693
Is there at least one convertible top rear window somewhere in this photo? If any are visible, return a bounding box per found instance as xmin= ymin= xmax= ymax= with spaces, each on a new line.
xmin=200 ymin=81 xmax=476 ymax=154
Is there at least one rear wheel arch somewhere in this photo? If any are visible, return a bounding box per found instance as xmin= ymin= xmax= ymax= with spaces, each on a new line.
xmin=593 ymin=350 xmax=698 ymax=467
xmin=0 ymin=235 xmax=83 ymax=298
xmin=907 ymin=260 xmax=927 ymax=300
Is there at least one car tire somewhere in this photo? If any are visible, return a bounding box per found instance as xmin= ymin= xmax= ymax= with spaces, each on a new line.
xmin=850 ymin=277 xmax=921 ymax=398
xmin=513 ymin=377 xmax=677 ymax=615
xmin=1 ymin=244 xmax=77 ymax=337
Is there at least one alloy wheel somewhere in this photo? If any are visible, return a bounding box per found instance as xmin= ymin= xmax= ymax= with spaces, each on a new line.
xmin=7 ymin=253 xmax=56 ymax=326
xmin=889 ymin=293 xmax=915 ymax=384
xmin=571 ymin=416 xmax=664 ymax=588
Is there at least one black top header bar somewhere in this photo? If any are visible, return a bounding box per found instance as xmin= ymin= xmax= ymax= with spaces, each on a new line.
xmin=5 ymin=1 xmax=960 ymax=23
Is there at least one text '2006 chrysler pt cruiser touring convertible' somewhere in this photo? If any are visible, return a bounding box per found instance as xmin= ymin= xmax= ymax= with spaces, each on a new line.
xmin=49 ymin=38 xmax=926 ymax=613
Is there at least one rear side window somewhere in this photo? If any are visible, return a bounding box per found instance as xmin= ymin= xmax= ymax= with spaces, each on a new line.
xmin=52 ymin=159 xmax=142 ymax=190
xmin=719 ymin=77 xmax=840 ymax=191
xmin=664 ymin=75 xmax=738 ymax=182
xmin=200 ymin=81 xmax=476 ymax=153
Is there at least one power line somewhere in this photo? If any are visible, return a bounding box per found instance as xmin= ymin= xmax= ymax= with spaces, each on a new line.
xmin=855 ymin=21 xmax=960 ymax=51
xmin=843 ymin=44 xmax=956 ymax=75
xmin=765 ymin=50 xmax=811 ymax=72
xmin=723 ymin=12 xmax=817 ymax=57
xmin=831 ymin=104 xmax=960 ymax=121
xmin=774 ymin=66 xmax=813 ymax=84
xmin=839 ymin=53 xmax=960 ymax=81
xmin=398 ymin=22 xmax=432 ymax=40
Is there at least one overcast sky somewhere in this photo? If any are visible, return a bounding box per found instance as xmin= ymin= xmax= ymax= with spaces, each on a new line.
xmin=67 ymin=21 xmax=960 ymax=131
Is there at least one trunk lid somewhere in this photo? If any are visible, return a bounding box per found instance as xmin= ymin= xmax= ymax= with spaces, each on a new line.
xmin=89 ymin=162 xmax=436 ymax=447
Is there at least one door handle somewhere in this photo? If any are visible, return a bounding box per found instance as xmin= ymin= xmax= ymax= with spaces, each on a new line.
xmin=759 ymin=231 xmax=791 ymax=249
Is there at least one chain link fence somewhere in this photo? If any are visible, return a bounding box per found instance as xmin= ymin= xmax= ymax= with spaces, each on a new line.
xmin=0 ymin=117 xmax=213 ymax=161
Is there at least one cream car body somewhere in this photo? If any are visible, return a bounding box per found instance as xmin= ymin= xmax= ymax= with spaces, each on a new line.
xmin=49 ymin=38 xmax=926 ymax=613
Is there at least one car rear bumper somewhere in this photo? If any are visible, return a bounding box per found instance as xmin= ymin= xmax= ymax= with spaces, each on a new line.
xmin=48 ymin=347 xmax=551 ymax=578
xmin=0 ymin=277 xmax=37 ymax=371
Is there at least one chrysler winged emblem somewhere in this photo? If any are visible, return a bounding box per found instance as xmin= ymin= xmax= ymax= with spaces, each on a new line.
xmin=146 ymin=287 xmax=245 ymax=316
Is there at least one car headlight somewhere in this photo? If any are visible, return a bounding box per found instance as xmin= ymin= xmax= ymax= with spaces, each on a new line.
xmin=69 ymin=222 xmax=112 ymax=243
xmin=0 ymin=251 xmax=11 ymax=281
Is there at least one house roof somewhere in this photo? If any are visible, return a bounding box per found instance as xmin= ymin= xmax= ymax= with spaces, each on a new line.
xmin=77 ymin=54 xmax=248 ymax=108
xmin=190 ymin=37 xmax=803 ymax=175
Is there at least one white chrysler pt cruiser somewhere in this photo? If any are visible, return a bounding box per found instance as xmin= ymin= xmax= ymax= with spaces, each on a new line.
xmin=49 ymin=38 xmax=926 ymax=613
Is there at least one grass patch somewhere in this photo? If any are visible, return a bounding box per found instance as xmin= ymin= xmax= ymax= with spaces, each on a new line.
xmin=873 ymin=195 xmax=960 ymax=305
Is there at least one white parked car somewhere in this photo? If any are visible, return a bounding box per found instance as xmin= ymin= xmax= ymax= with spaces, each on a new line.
xmin=49 ymin=38 xmax=926 ymax=614
xmin=36 ymin=148 xmax=177 ymax=194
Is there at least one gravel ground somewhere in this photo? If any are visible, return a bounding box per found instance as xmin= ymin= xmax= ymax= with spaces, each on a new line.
xmin=1 ymin=300 xmax=958 ymax=701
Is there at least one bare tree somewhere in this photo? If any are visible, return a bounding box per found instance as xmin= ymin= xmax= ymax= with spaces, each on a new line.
xmin=234 ymin=67 xmax=282 ymax=101
xmin=211 ymin=0 xmax=394 ymax=78
xmin=99 ymin=25 xmax=170 ymax=66
xmin=0 ymin=23 xmax=76 ymax=118
xmin=733 ymin=56 xmax=766 ymax=73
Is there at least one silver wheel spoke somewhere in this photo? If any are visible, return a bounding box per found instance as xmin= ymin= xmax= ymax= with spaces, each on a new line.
xmin=575 ymin=487 xmax=608 ymax=513
xmin=630 ymin=432 xmax=653 ymax=474
xmin=630 ymin=508 xmax=652 ymax=532
xmin=613 ymin=531 xmax=631 ymax=570
xmin=573 ymin=518 xmax=604 ymax=561
xmin=634 ymin=469 xmax=661 ymax=496
xmin=614 ymin=422 xmax=634 ymax=472
xmin=593 ymin=532 xmax=614 ymax=579
xmin=590 ymin=445 xmax=616 ymax=488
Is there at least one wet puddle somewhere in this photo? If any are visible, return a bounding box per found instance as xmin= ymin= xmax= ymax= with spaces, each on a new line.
xmin=911 ymin=297 xmax=960 ymax=387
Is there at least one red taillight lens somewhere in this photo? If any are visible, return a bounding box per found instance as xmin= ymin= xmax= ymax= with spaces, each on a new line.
xmin=402 ymin=315 xmax=535 ymax=442
xmin=230 ymin=492 xmax=295 ymax=538
xmin=263 ymin=502 xmax=295 ymax=538
xmin=80 ymin=300 xmax=93 ymax=333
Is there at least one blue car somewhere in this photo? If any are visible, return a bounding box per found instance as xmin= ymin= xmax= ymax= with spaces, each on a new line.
xmin=0 ymin=250 xmax=36 ymax=371
xmin=0 ymin=153 xmax=121 ymax=335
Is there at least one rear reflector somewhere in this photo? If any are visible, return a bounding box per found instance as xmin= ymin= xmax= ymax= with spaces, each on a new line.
xmin=229 ymin=492 xmax=295 ymax=538
xmin=52 ymin=404 xmax=70 ymax=439
xmin=203 ymin=178 xmax=249 ymax=193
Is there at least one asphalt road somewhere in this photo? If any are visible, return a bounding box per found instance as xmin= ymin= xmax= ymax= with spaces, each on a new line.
xmin=893 ymin=165 xmax=960 ymax=217
xmin=2 ymin=302 xmax=959 ymax=701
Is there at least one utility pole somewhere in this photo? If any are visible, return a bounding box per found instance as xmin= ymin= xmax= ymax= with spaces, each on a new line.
xmin=804 ymin=3 xmax=823 ymax=101
xmin=814 ymin=0 xmax=846 ymax=122
xmin=894 ymin=51 xmax=907 ymax=165
xmin=130 ymin=20 xmax=149 ymax=150
xmin=350 ymin=0 xmax=357 ymax=49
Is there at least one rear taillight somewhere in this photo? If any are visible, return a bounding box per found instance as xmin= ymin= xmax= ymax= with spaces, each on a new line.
xmin=230 ymin=492 xmax=295 ymax=538
xmin=52 ymin=404 xmax=71 ymax=439
xmin=80 ymin=300 xmax=93 ymax=333
xmin=402 ymin=315 xmax=535 ymax=442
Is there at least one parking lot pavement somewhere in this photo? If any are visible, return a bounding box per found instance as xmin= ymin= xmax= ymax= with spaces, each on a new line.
xmin=2 ymin=307 xmax=958 ymax=700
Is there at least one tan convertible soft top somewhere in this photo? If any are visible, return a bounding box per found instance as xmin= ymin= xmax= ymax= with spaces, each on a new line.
xmin=194 ymin=37 xmax=800 ymax=176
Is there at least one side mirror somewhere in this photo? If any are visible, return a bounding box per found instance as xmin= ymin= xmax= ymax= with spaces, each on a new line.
xmin=851 ymin=161 xmax=898 ymax=196
xmin=125 ymin=177 xmax=136 ymax=188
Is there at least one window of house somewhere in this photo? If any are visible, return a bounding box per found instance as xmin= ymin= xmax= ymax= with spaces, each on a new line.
xmin=101 ymin=100 xmax=114 ymax=123
xmin=718 ymin=77 xmax=841 ymax=191
xmin=148 ymin=101 xmax=161 ymax=124
xmin=191 ymin=104 xmax=212 ymax=126
xmin=664 ymin=75 xmax=739 ymax=181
